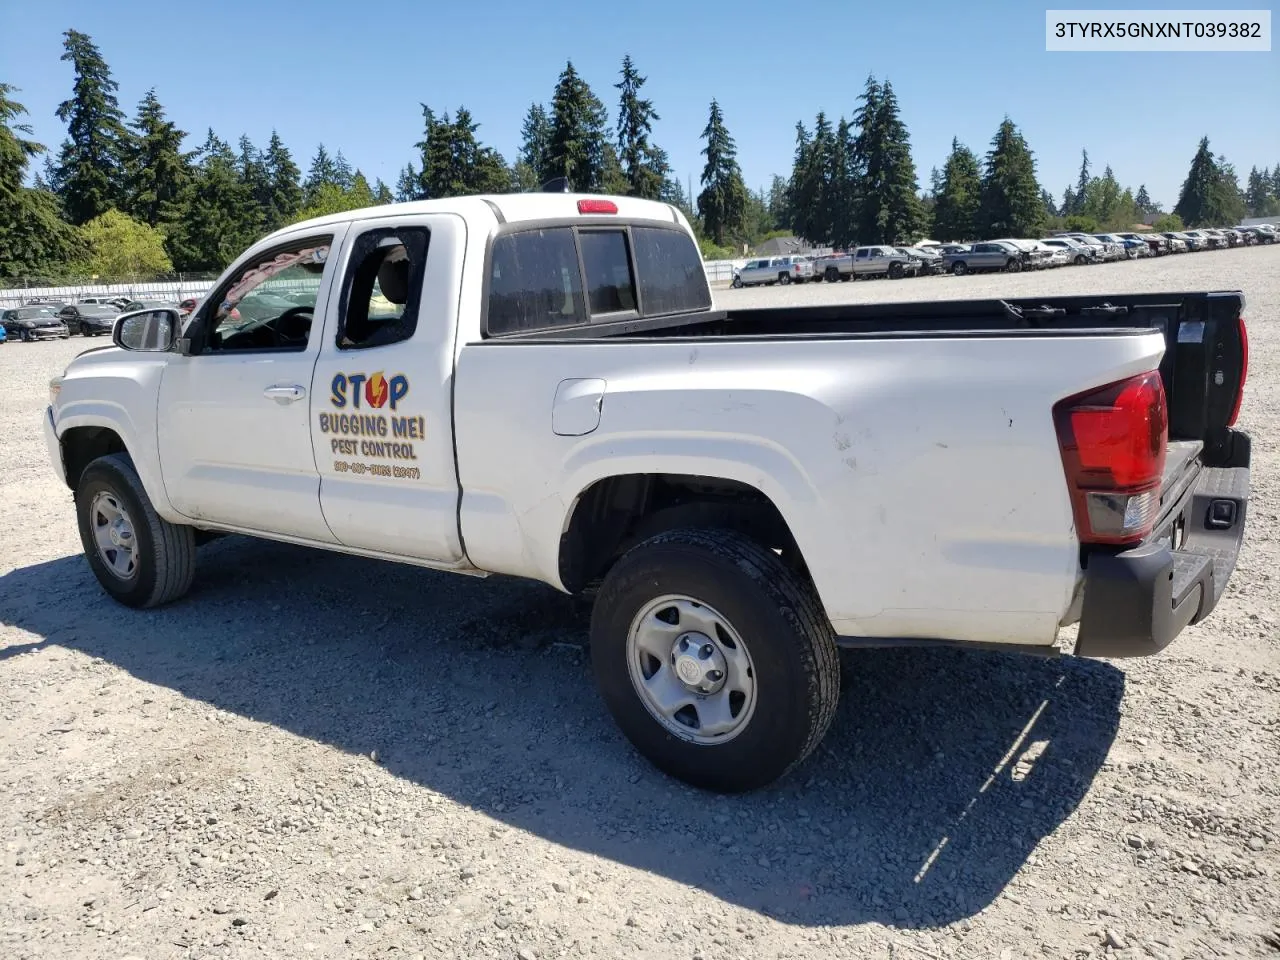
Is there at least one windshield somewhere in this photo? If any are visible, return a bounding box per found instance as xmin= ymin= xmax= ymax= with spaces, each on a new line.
xmin=80 ymin=305 xmax=118 ymax=317
xmin=16 ymin=307 xmax=56 ymax=319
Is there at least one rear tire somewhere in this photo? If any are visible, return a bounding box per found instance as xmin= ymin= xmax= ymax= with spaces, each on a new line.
xmin=778 ymin=273 xmax=790 ymax=285
xmin=951 ymin=262 xmax=968 ymax=276
xmin=75 ymin=453 xmax=197 ymax=609
xmin=590 ymin=528 xmax=840 ymax=793
xmin=825 ymin=267 xmax=839 ymax=283
xmin=1074 ymin=255 xmax=1087 ymax=265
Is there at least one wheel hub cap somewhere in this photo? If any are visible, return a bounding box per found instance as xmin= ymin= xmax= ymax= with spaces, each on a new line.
xmin=90 ymin=491 xmax=138 ymax=581
xmin=626 ymin=595 xmax=757 ymax=744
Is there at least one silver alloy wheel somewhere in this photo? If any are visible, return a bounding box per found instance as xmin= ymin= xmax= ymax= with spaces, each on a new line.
xmin=625 ymin=594 xmax=757 ymax=744
xmin=90 ymin=491 xmax=138 ymax=581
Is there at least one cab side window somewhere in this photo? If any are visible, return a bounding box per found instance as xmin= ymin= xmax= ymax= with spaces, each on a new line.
xmin=336 ymin=227 xmax=430 ymax=350
xmin=203 ymin=237 xmax=332 ymax=353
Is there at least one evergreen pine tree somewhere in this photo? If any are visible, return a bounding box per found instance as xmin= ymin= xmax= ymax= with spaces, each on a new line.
xmin=262 ymin=131 xmax=302 ymax=230
xmin=614 ymin=55 xmax=664 ymax=199
xmin=374 ymin=179 xmax=394 ymax=205
xmin=545 ymin=62 xmax=610 ymax=191
xmin=304 ymin=144 xmax=339 ymax=204
xmin=977 ymin=117 xmax=1045 ymax=238
xmin=124 ymin=89 xmax=190 ymax=229
xmin=518 ymin=103 xmax=552 ymax=186
xmin=1072 ymin=149 xmax=1091 ymax=214
xmin=167 ymin=129 xmax=259 ymax=271
xmin=332 ymin=150 xmax=355 ymax=190
xmin=1135 ymin=183 xmax=1153 ymax=214
xmin=1173 ymin=137 xmax=1243 ymax=226
xmin=53 ymin=29 xmax=133 ymax=223
xmin=395 ymin=163 xmax=421 ymax=202
xmin=931 ymin=137 xmax=982 ymax=242
xmin=696 ymin=99 xmax=747 ymax=247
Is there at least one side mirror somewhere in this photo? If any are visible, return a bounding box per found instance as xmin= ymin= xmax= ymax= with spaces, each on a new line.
xmin=114 ymin=308 xmax=179 ymax=353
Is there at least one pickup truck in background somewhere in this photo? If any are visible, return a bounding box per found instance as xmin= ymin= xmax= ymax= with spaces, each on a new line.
xmin=815 ymin=245 xmax=919 ymax=282
xmin=731 ymin=254 xmax=815 ymax=287
xmin=44 ymin=190 xmax=1252 ymax=793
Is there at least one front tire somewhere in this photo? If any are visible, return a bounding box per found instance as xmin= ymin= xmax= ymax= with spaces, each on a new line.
xmin=75 ymin=453 xmax=197 ymax=608
xmin=731 ymin=276 xmax=743 ymax=288
xmin=590 ymin=528 xmax=840 ymax=793
xmin=778 ymin=273 xmax=790 ymax=285
xmin=951 ymin=261 xmax=968 ymax=276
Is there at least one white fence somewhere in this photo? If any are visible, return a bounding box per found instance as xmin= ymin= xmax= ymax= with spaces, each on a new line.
xmin=1 ymin=260 xmax=747 ymax=308
xmin=0 ymin=278 xmax=217 ymax=308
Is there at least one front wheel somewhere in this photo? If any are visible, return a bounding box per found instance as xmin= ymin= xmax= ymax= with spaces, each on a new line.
xmin=778 ymin=273 xmax=790 ymax=285
xmin=590 ymin=528 xmax=840 ymax=793
xmin=951 ymin=262 xmax=968 ymax=276
xmin=1074 ymin=255 xmax=1087 ymax=265
xmin=825 ymin=267 xmax=839 ymax=283
xmin=887 ymin=262 xmax=904 ymax=279
xmin=731 ymin=276 xmax=742 ymax=288
xmin=1006 ymin=259 xmax=1022 ymax=273
xmin=75 ymin=453 xmax=197 ymax=608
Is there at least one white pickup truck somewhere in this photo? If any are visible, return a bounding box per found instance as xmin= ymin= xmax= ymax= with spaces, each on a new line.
xmin=44 ymin=191 xmax=1252 ymax=793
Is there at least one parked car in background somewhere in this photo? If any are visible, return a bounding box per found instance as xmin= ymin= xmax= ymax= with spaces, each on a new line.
xmin=993 ymin=238 xmax=1055 ymax=269
xmin=1166 ymin=231 xmax=1205 ymax=251
xmin=895 ymin=246 xmax=945 ymax=275
xmin=1238 ymin=224 xmax=1276 ymax=243
xmin=1062 ymin=233 xmax=1122 ymax=261
xmin=1 ymin=305 xmax=71 ymax=341
xmin=123 ymin=299 xmax=182 ymax=313
xmin=1117 ymin=232 xmax=1167 ymax=256
xmin=58 ymin=303 xmax=121 ymax=336
xmin=1039 ymin=237 xmax=1095 ymax=264
xmin=1095 ymin=234 xmax=1147 ymax=259
xmin=936 ymin=243 xmax=970 ymax=256
xmin=942 ymin=241 xmax=1027 ymax=275
xmin=1032 ymin=241 xmax=1071 ymax=267
xmin=1184 ymin=230 xmax=1222 ymax=250
xmin=0 ymin=322 xmax=6 ymax=344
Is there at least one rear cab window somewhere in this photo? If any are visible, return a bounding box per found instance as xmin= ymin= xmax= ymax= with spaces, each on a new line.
xmin=484 ymin=222 xmax=710 ymax=337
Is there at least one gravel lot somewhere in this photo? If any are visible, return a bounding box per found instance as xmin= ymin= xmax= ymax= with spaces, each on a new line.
xmin=2 ymin=245 xmax=1277 ymax=960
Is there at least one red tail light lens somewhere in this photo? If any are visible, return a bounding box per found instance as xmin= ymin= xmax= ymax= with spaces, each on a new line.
xmin=577 ymin=199 xmax=617 ymax=215
xmin=1228 ymin=314 xmax=1248 ymax=426
xmin=1054 ymin=370 xmax=1168 ymax=546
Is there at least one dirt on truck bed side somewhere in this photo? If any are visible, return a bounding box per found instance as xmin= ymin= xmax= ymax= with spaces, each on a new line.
xmin=2 ymin=244 xmax=1279 ymax=960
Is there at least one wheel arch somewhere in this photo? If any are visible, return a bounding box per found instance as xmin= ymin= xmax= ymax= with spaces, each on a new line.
xmin=557 ymin=472 xmax=810 ymax=595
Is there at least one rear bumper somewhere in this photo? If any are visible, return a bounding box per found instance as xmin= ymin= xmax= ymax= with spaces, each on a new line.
xmin=1074 ymin=431 xmax=1251 ymax=658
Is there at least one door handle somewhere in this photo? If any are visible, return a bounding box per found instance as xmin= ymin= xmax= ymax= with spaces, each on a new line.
xmin=263 ymin=384 xmax=306 ymax=404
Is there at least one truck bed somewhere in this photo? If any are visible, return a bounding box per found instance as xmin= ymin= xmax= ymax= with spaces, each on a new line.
xmin=521 ymin=291 xmax=1248 ymax=465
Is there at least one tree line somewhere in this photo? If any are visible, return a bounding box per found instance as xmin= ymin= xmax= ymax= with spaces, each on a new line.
xmin=2 ymin=29 xmax=1278 ymax=284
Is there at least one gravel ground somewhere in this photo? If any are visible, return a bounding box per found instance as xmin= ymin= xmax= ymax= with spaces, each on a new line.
xmin=2 ymin=245 xmax=1278 ymax=960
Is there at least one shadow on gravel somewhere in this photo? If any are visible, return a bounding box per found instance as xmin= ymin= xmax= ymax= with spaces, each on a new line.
xmin=0 ymin=536 xmax=1124 ymax=928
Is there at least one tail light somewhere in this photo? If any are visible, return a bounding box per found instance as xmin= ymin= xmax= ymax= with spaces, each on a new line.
xmin=1227 ymin=314 xmax=1248 ymax=426
xmin=1054 ymin=371 xmax=1168 ymax=546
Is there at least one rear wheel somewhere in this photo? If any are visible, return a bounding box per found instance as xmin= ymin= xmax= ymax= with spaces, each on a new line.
xmin=75 ymin=453 xmax=197 ymax=609
xmin=825 ymin=267 xmax=839 ymax=283
xmin=590 ymin=528 xmax=840 ymax=793
xmin=951 ymin=261 xmax=968 ymax=276
xmin=778 ymin=273 xmax=790 ymax=285
xmin=1074 ymin=254 xmax=1087 ymax=265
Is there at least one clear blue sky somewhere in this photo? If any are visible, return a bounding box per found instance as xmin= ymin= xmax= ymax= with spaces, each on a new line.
xmin=2 ymin=0 xmax=1276 ymax=211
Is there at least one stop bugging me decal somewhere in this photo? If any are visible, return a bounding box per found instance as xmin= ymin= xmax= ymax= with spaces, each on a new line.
xmin=318 ymin=371 xmax=425 ymax=480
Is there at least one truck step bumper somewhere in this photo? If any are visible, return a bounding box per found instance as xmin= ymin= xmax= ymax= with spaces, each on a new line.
xmin=1074 ymin=449 xmax=1250 ymax=659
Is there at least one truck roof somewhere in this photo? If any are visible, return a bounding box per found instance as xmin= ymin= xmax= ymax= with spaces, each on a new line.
xmin=262 ymin=192 xmax=691 ymax=247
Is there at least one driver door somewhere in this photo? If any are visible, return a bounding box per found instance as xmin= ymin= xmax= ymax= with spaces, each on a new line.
xmin=156 ymin=227 xmax=349 ymax=541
